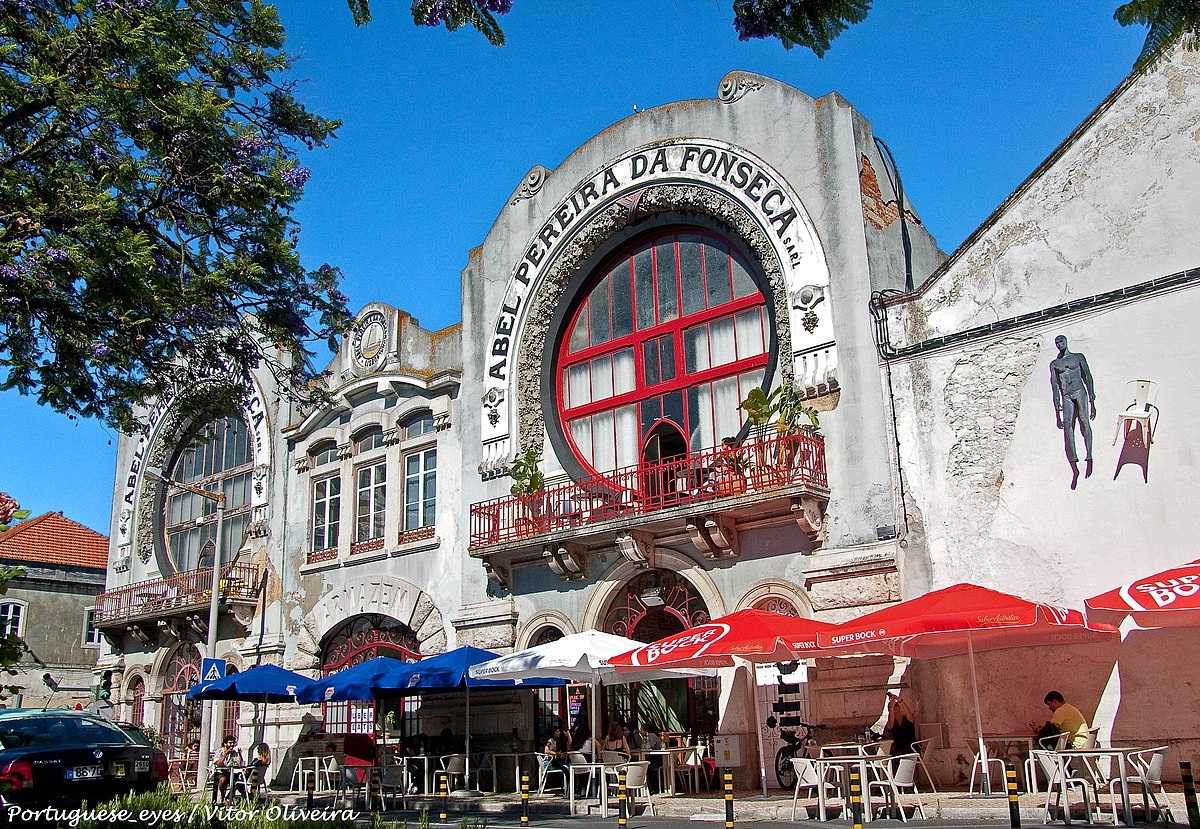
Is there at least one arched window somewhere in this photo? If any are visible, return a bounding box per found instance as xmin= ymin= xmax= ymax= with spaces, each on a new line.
xmin=354 ymin=426 xmax=386 ymax=454
xmin=309 ymin=440 xmax=339 ymax=466
xmin=557 ymin=229 xmax=769 ymax=476
xmin=0 ymin=601 xmax=25 ymax=638
xmin=321 ymin=616 xmax=420 ymax=735
xmin=164 ymin=415 xmax=253 ymax=572
xmin=159 ymin=646 xmax=201 ymax=759
xmin=402 ymin=412 xmax=435 ymax=440
xmin=126 ymin=675 xmax=145 ymax=726
xmin=222 ymin=666 xmax=240 ymax=742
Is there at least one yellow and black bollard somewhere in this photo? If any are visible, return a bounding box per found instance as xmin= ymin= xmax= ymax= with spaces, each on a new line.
xmin=521 ymin=772 xmax=530 ymax=828
xmin=617 ymin=768 xmax=628 ymax=828
xmin=1182 ymin=761 xmax=1200 ymax=829
xmin=439 ymin=775 xmax=449 ymax=822
xmin=849 ymin=769 xmax=863 ymax=829
xmin=1006 ymin=762 xmax=1021 ymax=828
xmin=723 ymin=770 xmax=734 ymax=829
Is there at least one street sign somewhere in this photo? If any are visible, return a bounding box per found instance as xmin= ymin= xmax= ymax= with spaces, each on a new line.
xmin=200 ymin=658 xmax=226 ymax=684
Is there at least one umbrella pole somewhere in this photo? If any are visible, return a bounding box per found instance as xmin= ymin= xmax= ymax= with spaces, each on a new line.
xmin=466 ymin=684 xmax=472 ymax=785
xmin=591 ymin=683 xmax=599 ymax=763
xmin=748 ymin=663 xmax=768 ymax=797
xmin=966 ymin=631 xmax=992 ymax=796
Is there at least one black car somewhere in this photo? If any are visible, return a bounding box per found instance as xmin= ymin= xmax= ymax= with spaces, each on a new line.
xmin=0 ymin=709 xmax=168 ymax=812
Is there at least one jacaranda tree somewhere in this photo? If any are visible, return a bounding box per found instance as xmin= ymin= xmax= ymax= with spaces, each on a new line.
xmin=0 ymin=0 xmax=351 ymax=433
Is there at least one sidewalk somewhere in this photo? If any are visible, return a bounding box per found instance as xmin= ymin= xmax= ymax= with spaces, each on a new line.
xmin=277 ymin=787 xmax=1191 ymax=823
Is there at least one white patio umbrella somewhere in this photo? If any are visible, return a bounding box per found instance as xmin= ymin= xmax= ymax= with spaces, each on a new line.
xmin=469 ymin=629 xmax=712 ymax=762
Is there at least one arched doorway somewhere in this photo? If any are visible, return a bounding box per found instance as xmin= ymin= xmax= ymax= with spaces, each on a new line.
xmin=320 ymin=615 xmax=420 ymax=736
xmin=159 ymin=645 xmax=201 ymax=759
xmin=125 ymin=675 xmax=145 ymax=726
xmin=602 ymin=570 xmax=718 ymax=739
xmin=221 ymin=665 xmax=240 ymax=743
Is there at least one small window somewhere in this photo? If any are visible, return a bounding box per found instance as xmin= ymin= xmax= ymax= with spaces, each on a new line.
xmin=310 ymin=440 xmax=338 ymax=466
xmin=355 ymin=462 xmax=387 ymax=542
xmin=404 ymin=448 xmax=437 ymax=530
xmin=403 ymin=413 xmax=435 ymax=440
xmin=312 ymin=476 xmax=341 ymax=551
xmin=82 ymin=608 xmax=101 ymax=647
xmin=0 ymin=602 xmax=24 ymax=639
xmin=354 ymin=426 xmax=386 ymax=454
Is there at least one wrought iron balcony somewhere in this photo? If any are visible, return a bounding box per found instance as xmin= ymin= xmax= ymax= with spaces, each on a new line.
xmin=94 ymin=563 xmax=260 ymax=633
xmin=469 ymin=430 xmax=828 ymax=582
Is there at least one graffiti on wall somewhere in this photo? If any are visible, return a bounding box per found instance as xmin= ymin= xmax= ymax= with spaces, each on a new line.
xmin=1049 ymin=335 xmax=1097 ymax=490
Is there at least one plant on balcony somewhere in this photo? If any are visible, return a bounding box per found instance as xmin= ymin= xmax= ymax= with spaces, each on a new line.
xmin=508 ymin=448 xmax=546 ymax=535
xmin=739 ymin=381 xmax=820 ymax=485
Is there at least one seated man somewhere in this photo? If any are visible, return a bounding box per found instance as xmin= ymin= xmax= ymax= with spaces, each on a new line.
xmin=1031 ymin=690 xmax=1090 ymax=748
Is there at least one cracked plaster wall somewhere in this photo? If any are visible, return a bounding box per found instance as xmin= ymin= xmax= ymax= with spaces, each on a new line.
xmin=887 ymin=48 xmax=1200 ymax=347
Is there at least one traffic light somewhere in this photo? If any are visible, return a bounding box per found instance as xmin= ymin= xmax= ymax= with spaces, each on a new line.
xmin=97 ymin=670 xmax=112 ymax=701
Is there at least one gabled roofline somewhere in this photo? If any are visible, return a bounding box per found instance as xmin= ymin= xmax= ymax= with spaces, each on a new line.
xmin=878 ymin=67 xmax=1141 ymax=309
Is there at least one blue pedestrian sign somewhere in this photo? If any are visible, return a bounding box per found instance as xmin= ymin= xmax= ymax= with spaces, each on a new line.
xmin=201 ymin=658 xmax=226 ymax=684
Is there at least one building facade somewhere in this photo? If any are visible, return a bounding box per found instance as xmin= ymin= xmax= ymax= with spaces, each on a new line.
xmin=96 ymin=49 xmax=1199 ymax=786
xmin=0 ymin=512 xmax=108 ymax=708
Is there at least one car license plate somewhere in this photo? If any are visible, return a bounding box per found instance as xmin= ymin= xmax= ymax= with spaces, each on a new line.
xmin=135 ymin=759 xmax=150 ymax=773
xmin=67 ymin=765 xmax=103 ymax=780
xmin=112 ymin=764 xmax=127 ymax=778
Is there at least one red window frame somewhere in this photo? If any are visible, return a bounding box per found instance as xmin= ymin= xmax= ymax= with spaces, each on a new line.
xmin=556 ymin=228 xmax=770 ymax=475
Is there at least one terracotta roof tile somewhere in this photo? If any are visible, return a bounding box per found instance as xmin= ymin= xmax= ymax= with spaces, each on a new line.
xmin=0 ymin=512 xmax=108 ymax=571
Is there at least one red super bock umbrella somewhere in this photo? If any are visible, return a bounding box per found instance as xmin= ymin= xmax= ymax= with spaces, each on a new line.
xmin=608 ymin=608 xmax=836 ymax=670
xmin=609 ymin=608 xmax=836 ymax=796
xmin=1086 ymin=559 xmax=1200 ymax=628
xmin=817 ymin=583 xmax=1117 ymax=795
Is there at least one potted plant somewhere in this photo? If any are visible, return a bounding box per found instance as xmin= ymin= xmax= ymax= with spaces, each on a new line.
xmin=739 ymin=381 xmax=820 ymax=485
xmin=509 ymin=448 xmax=546 ymax=536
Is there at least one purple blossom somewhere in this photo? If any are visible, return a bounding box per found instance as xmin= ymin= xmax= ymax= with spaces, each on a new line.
xmin=0 ymin=261 xmax=31 ymax=282
xmin=733 ymin=9 xmax=772 ymax=41
xmin=281 ymin=166 xmax=310 ymax=189
xmin=235 ymin=134 xmax=269 ymax=159
xmin=92 ymin=343 xmax=111 ymax=359
xmin=90 ymin=144 xmax=111 ymax=163
xmin=421 ymin=1 xmax=446 ymax=25
xmin=43 ymin=247 xmax=69 ymax=263
xmin=481 ymin=0 xmax=511 ymax=13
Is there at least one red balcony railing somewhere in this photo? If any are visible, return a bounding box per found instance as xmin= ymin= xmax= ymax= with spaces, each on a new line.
xmin=469 ymin=430 xmax=826 ymax=550
xmin=94 ymin=563 xmax=260 ymax=626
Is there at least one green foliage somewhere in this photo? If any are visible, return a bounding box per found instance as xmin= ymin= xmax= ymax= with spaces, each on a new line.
xmin=739 ymin=381 xmax=819 ymax=434
xmin=1116 ymin=0 xmax=1200 ymax=70
xmin=508 ymin=447 xmax=544 ymax=496
xmin=0 ymin=0 xmax=352 ymax=434
xmin=732 ymin=0 xmax=872 ymax=54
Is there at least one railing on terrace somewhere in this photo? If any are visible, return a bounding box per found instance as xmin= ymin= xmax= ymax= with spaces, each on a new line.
xmin=470 ymin=429 xmax=826 ymax=550
xmin=94 ymin=563 xmax=260 ymax=626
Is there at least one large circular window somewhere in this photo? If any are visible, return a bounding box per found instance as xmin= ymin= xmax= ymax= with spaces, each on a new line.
xmin=163 ymin=414 xmax=254 ymax=572
xmin=556 ymin=228 xmax=772 ymax=477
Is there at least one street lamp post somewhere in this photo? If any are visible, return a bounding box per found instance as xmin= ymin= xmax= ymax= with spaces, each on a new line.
xmin=146 ymin=466 xmax=224 ymax=796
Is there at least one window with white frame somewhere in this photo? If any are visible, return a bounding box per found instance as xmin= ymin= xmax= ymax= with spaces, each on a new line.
xmin=355 ymin=462 xmax=386 ymax=541
xmin=309 ymin=440 xmax=339 ymax=466
xmin=354 ymin=426 xmax=386 ymax=454
xmin=403 ymin=413 xmax=435 ymax=440
xmin=0 ymin=602 xmax=24 ymax=639
xmin=312 ymin=475 xmax=341 ymax=551
xmin=82 ymin=607 xmax=101 ymax=647
xmin=403 ymin=448 xmax=437 ymax=530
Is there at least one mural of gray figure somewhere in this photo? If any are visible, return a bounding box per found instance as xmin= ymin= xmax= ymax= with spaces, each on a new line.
xmin=1050 ymin=335 xmax=1097 ymax=490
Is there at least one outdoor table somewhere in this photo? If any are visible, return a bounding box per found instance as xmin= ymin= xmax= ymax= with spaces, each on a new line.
xmin=404 ymin=754 xmax=434 ymax=794
xmin=814 ymin=756 xmax=876 ymax=823
xmin=632 ymin=746 xmax=691 ymax=795
xmin=984 ymin=734 xmax=1037 ymax=791
xmin=567 ymin=762 xmax=608 ymax=816
xmin=820 ymin=743 xmax=869 ymax=757
xmin=490 ymin=752 xmax=537 ymax=793
xmin=1051 ymin=748 xmax=1140 ymax=827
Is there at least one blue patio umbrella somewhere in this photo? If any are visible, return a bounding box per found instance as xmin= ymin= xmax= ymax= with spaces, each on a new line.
xmin=188 ymin=663 xmax=314 ymax=702
xmin=295 ymin=656 xmax=415 ymax=704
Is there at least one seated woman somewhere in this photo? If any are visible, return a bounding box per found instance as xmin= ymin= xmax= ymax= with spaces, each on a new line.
xmin=211 ymin=735 xmax=244 ymax=803
xmin=599 ymin=721 xmax=631 ymax=756
xmin=245 ymin=743 xmax=271 ymax=797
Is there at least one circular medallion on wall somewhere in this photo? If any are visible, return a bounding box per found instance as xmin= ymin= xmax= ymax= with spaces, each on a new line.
xmin=352 ymin=309 xmax=388 ymax=370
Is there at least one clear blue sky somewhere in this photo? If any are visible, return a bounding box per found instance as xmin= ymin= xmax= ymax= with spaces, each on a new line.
xmin=1 ymin=1 xmax=1147 ymax=534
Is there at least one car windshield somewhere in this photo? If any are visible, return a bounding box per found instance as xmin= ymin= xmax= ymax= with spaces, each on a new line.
xmin=0 ymin=715 xmax=132 ymax=749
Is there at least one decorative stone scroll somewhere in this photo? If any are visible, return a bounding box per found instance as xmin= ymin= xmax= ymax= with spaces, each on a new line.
xmin=717 ymin=71 xmax=766 ymax=104
xmin=510 ymin=165 xmax=550 ymax=205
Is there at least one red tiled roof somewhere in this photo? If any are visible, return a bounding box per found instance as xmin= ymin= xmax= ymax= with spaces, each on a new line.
xmin=0 ymin=512 xmax=108 ymax=570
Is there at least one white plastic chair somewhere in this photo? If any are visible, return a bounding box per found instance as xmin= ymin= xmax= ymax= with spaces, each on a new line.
xmin=608 ymin=761 xmax=655 ymax=816
xmin=290 ymin=755 xmax=321 ymax=791
xmin=910 ymin=738 xmax=938 ymax=793
xmin=434 ymin=754 xmax=467 ymax=793
xmin=1025 ymin=732 xmax=1069 ymax=795
xmin=672 ymin=747 xmax=704 ymax=793
xmin=790 ymin=756 xmax=838 ymax=820
xmin=868 ymin=754 xmax=927 ymax=822
xmin=537 ymin=751 xmax=565 ymax=795
xmin=1035 ymin=748 xmax=1101 ymax=824
xmin=968 ymin=741 xmax=1006 ymax=794
xmin=1121 ymin=746 xmax=1174 ymax=825
xmin=567 ymin=751 xmax=598 ymax=799
xmin=1113 ymin=380 xmax=1159 ymax=445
